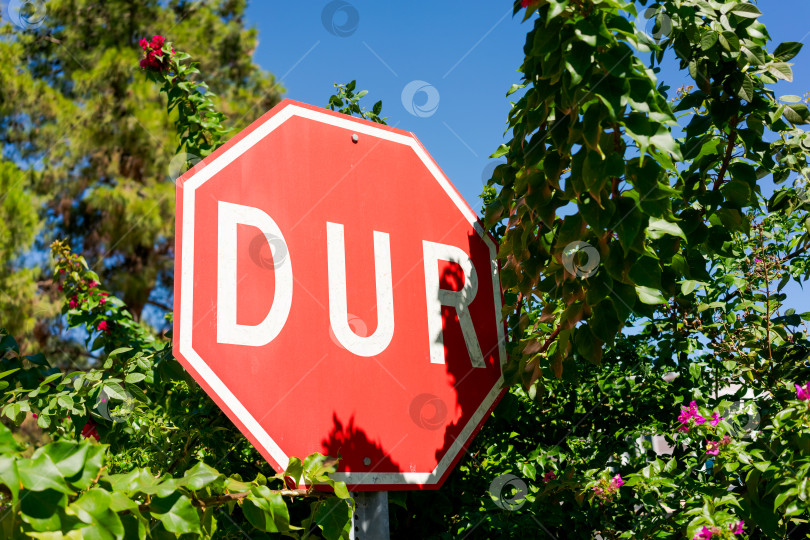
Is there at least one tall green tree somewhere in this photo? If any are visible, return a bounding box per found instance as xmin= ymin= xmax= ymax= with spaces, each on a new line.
xmin=0 ymin=0 xmax=283 ymax=352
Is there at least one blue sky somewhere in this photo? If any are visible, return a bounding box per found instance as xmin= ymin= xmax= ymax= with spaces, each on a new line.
xmin=246 ymin=1 xmax=810 ymax=212
xmin=245 ymin=1 xmax=810 ymax=315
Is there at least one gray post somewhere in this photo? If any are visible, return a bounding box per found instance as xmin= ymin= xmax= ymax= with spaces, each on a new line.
xmin=350 ymin=491 xmax=389 ymax=540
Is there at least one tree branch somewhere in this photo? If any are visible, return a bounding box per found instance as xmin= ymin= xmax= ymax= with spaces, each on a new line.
xmin=145 ymin=299 xmax=173 ymax=312
xmin=783 ymin=241 xmax=810 ymax=262
xmin=712 ymin=119 xmax=739 ymax=192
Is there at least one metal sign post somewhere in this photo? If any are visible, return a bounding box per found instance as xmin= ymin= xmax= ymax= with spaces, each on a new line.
xmin=350 ymin=491 xmax=389 ymax=540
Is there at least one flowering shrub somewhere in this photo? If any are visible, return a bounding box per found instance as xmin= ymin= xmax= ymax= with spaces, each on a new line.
xmin=138 ymin=35 xmax=173 ymax=71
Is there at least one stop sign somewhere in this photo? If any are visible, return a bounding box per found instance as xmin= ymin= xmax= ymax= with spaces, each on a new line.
xmin=173 ymin=99 xmax=505 ymax=490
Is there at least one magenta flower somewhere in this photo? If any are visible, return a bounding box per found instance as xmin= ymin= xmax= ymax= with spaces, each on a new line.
xmin=710 ymin=412 xmax=723 ymax=427
xmin=705 ymin=440 xmax=720 ymax=456
xmin=693 ymin=526 xmax=713 ymax=540
xmin=796 ymin=382 xmax=810 ymax=401
xmin=678 ymin=401 xmax=706 ymax=431
xmin=611 ymin=474 xmax=624 ymax=488
xmin=730 ymin=521 xmax=744 ymax=534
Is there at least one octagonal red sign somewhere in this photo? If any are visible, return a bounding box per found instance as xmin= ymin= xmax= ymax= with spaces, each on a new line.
xmin=173 ymin=99 xmax=505 ymax=490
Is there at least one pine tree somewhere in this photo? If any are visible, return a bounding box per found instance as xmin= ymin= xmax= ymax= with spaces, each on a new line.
xmin=0 ymin=0 xmax=283 ymax=352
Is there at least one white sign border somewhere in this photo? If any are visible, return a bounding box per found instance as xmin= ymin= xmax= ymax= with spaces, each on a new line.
xmin=178 ymin=102 xmax=506 ymax=487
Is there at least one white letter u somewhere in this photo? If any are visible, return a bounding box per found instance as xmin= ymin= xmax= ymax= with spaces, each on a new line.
xmin=327 ymin=222 xmax=395 ymax=357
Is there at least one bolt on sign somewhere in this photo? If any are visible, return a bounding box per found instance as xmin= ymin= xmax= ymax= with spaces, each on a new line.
xmin=173 ymin=99 xmax=506 ymax=490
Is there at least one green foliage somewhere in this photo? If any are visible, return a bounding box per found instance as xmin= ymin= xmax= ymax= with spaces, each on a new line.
xmin=484 ymin=0 xmax=810 ymax=388
xmin=326 ymin=81 xmax=388 ymax=125
xmin=0 ymin=418 xmax=352 ymax=538
xmin=0 ymin=162 xmax=49 ymax=343
xmin=0 ymin=0 xmax=284 ymax=341
xmin=383 ymin=1 xmax=810 ymax=538
xmin=0 ymin=245 xmax=353 ymax=538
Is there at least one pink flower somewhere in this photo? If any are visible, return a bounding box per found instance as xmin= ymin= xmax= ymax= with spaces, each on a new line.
xmin=678 ymin=401 xmax=706 ymax=430
xmin=543 ymin=471 xmax=556 ymax=483
xmin=87 ymin=280 xmax=98 ymax=288
xmin=796 ymin=382 xmax=810 ymax=401
xmin=138 ymin=35 xmax=171 ymax=71
xmin=710 ymin=412 xmax=723 ymax=427
xmin=721 ymin=435 xmax=731 ymax=445
xmin=693 ymin=526 xmax=713 ymax=540
xmin=730 ymin=521 xmax=744 ymax=535
xmin=706 ymin=440 xmax=720 ymax=456
xmin=69 ymin=296 xmax=78 ymax=309
xmin=611 ymin=474 xmax=624 ymax=488
xmin=97 ymin=320 xmax=109 ymax=333
xmin=99 ymin=298 xmax=106 ymax=306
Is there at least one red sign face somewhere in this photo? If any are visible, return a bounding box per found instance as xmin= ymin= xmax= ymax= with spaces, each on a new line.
xmin=173 ymin=99 xmax=505 ymax=490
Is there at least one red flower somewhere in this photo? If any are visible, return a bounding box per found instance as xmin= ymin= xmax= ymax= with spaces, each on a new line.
xmin=138 ymin=34 xmax=172 ymax=71
xmin=81 ymin=420 xmax=100 ymax=441
xmin=69 ymin=296 xmax=78 ymax=309
xmin=57 ymin=283 xmax=63 ymax=291
xmin=97 ymin=320 xmax=109 ymax=333
xmin=99 ymin=298 xmax=106 ymax=306
xmin=87 ymin=280 xmax=99 ymax=289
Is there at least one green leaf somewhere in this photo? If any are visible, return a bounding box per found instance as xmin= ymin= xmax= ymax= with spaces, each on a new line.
xmin=779 ymin=95 xmax=802 ymax=103
xmin=0 ymin=456 xmax=20 ymax=503
xmin=784 ymin=104 xmax=810 ymax=125
xmin=730 ymin=3 xmax=761 ymax=18
xmin=313 ymin=498 xmax=352 ymax=540
xmin=25 ymin=353 xmax=49 ymax=367
xmin=635 ymin=286 xmax=667 ymax=305
xmin=242 ymin=486 xmax=290 ymax=533
xmin=700 ymin=31 xmax=718 ymax=51
xmin=148 ymin=492 xmax=201 ymax=535
xmin=767 ymin=62 xmax=794 ymax=82
xmin=20 ymin=489 xmax=66 ymax=532
xmin=722 ymin=179 xmax=752 ymax=206
xmin=732 ymin=74 xmax=755 ymax=102
xmin=181 ymin=461 xmax=221 ymax=490
xmin=107 ymin=347 xmax=132 ymax=358
xmin=774 ymin=42 xmax=803 ymax=62
xmin=490 ymin=145 xmax=509 ymax=159
xmin=507 ymin=84 xmax=526 ymax=96
xmin=35 ymin=441 xmax=88 ymax=479
xmin=647 ymin=218 xmax=686 ymax=240
xmin=680 ymin=280 xmax=701 ymax=295
xmin=719 ymin=32 xmax=740 ymax=53
xmin=124 ymin=373 xmax=146 ymax=384
xmin=68 ymin=489 xmax=125 ymax=540
xmin=102 ymin=382 xmax=127 ymax=401
xmin=285 ymin=457 xmax=304 ymax=487
xmin=18 ymin=453 xmax=71 ymax=493
xmin=66 ymin=445 xmax=105 ymax=491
